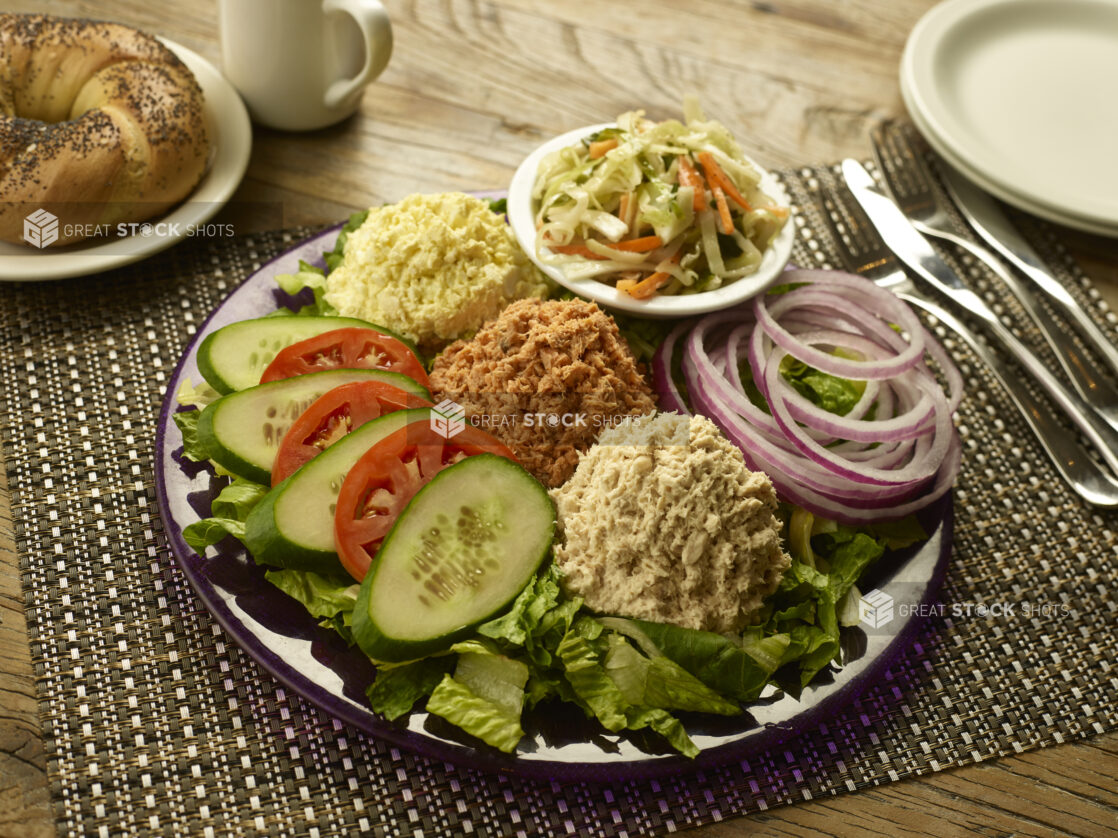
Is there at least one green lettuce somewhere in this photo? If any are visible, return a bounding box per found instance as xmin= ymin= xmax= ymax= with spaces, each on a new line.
xmin=555 ymin=617 xmax=701 ymax=758
xmin=477 ymin=563 xmax=582 ymax=668
xmin=182 ymin=477 xmax=268 ymax=552
xmin=172 ymin=409 xmax=208 ymax=463
xmin=325 ymin=209 xmax=369 ymax=271
xmin=780 ymin=357 xmax=866 ymax=417
xmin=264 ymin=569 xmax=358 ymax=622
xmin=274 ymin=209 xmax=370 ymax=315
xmin=604 ymin=617 xmax=780 ymax=703
xmin=368 ymin=658 xmax=455 ymax=721
xmin=424 ymin=640 xmax=530 ymax=753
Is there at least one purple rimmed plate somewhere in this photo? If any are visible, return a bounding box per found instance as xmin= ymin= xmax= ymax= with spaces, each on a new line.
xmin=154 ymin=224 xmax=954 ymax=781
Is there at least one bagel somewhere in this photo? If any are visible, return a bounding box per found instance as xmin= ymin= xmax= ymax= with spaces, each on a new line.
xmin=0 ymin=14 xmax=211 ymax=247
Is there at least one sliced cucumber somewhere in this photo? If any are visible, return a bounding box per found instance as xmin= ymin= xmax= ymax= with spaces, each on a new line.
xmin=352 ymin=454 xmax=555 ymax=663
xmin=198 ymin=315 xmax=420 ymax=394
xmin=244 ymin=408 xmax=433 ymax=575
xmin=196 ymin=369 xmax=430 ymax=484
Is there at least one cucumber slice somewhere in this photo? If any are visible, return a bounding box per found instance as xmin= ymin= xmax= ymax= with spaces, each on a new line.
xmin=197 ymin=369 xmax=430 ymax=484
xmin=352 ymin=454 xmax=556 ymax=663
xmin=198 ymin=315 xmax=420 ymax=394
xmin=244 ymin=408 xmax=433 ymax=575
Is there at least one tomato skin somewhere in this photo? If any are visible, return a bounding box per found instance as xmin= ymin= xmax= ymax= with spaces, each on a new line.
xmin=333 ymin=421 xmax=515 ymax=582
xmin=271 ymin=381 xmax=431 ymax=485
xmin=260 ymin=327 xmax=429 ymax=388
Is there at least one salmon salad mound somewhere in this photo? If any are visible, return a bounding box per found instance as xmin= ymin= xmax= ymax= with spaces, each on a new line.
xmin=428 ymin=297 xmax=656 ymax=487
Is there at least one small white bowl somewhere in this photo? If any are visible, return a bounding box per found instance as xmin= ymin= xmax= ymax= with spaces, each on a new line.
xmin=507 ymin=123 xmax=796 ymax=318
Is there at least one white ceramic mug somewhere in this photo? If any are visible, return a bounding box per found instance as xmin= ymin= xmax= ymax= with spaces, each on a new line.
xmin=218 ymin=0 xmax=393 ymax=131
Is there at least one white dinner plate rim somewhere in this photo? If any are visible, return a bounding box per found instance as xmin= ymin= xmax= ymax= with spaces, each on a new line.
xmin=0 ymin=38 xmax=252 ymax=282
xmin=902 ymin=81 xmax=1118 ymax=239
xmin=900 ymin=0 xmax=1118 ymax=229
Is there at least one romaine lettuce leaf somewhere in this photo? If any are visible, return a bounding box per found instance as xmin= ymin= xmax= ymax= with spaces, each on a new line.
xmin=424 ymin=641 xmax=530 ymax=753
xmin=175 ymin=378 xmax=220 ymax=410
xmin=182 ymin=477 xmax=268 ymax=551
xmin=273 ymin=207 xmax=368 ymax=315
xmin=325 ymin=209 xmax=369 ymax=272
xmin=780 ymin=356 xmax=866 ymax=416
xmin=425 ymin=676 xmax=526 ymax=753
xmin=607 ymin=617 xmax=778 ymax=703
xmin=368 ymin=658 xmax=454 ymax=721
xmin=555 ymin=618 xmax=702 ymax=758
xmin=172 ymin=409 xmax=208 ymax=462
xmin=264 ymin=569 xmax=359 ymax=622
xmin=275 ymin=261 xmax=338 ymax=317
xmin=603 ymin=634 xmax=739 ymax=715
xmin=478 ymin=564 xmax=582 ymax=668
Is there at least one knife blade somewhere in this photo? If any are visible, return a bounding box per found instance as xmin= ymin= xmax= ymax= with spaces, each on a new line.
xmin=841 ymin=159 xmax=997 ymax=318
xmin=940 ymin=162 xmax=1118 ymax=376
xmin=841 ymin=157 xmax=1118 ymax=478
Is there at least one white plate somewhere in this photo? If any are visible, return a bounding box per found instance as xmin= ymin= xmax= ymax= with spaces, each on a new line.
xmin=900 ymin=0 xmax=1118 ymax=233
xmin=507 ymin=123 xmax=795 ymax=319
xmin=0 ymin=39 xmax=252 ymax=282
xmin=904 ymin=96 xmax=1118 ymax=238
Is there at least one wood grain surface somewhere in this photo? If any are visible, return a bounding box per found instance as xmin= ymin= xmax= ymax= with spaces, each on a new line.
xmin=1 ymin=1 xmax=1117 ymax=836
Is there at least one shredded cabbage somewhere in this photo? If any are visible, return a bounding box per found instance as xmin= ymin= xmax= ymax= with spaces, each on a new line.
xmin=531 ymin=102 xmax=789 ymax=299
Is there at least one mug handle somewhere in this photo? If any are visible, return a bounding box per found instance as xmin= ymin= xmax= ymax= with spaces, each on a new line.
xmin=322 ymin=0 xmax=393 ymax=109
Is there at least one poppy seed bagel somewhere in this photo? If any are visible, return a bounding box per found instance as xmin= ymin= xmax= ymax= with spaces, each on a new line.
xmin=0 ymin=14 xmax=210 ymax=247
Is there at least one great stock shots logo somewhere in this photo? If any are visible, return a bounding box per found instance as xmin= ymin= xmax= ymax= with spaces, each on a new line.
xmin=858 ymin=588 xmax=895 ymax=629
xmin=431 ymin=399 xmax=466 ymax=439
xmin=23 ymin=208 xmax=59 ymax=248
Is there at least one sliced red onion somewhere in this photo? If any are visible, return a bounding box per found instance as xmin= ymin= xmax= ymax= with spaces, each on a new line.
xmin=651 ymin=318 xmax=693 ymax=415
xmin=753 ymin=272 xmax=928 ymax=381
xmin=681 ymin=269 xmax=962 ymax=522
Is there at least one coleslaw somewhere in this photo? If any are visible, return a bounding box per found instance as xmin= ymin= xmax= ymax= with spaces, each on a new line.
xmin=531 ymin=100 xmax=790 ymax=299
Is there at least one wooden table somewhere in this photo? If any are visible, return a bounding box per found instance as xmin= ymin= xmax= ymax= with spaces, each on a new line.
xmin=2 ymin=1 xmax=1117 ymax=835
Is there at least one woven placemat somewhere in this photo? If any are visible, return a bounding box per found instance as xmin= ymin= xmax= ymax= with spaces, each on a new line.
xmin=3 ymin=165 xmax=1116 ymax=837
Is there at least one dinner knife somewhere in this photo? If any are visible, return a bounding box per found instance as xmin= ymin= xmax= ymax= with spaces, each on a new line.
xmin=941 ymin=163 xmax=1118 ymax=380
xmin=842 ymin=158 xmax=1118 ymax=478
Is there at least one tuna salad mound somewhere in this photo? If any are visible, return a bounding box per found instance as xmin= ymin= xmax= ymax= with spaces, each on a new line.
xmin=428 ymin=297 xmax=657 ymax=487
xmin=551 ymin=412 xmax=791 ymax=634
xmin=323 ymin=192 xmax=549 ymax=351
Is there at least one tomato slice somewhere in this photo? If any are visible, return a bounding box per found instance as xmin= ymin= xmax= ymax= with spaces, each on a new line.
xmin=260 ymin=327 xmax=429 ymax=388
xmin=333 ymin=421 xmax=516 ymax=582
xmin=271 ymin=381 xmax=431 ymax=485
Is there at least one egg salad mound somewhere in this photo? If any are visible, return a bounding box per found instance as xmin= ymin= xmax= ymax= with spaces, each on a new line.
xmin=322 ymin=192 xmax=549 ymax=350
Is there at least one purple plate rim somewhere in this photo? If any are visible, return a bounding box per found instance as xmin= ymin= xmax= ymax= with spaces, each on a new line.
xmin=154 ymin=222 xmax=954 ymax=781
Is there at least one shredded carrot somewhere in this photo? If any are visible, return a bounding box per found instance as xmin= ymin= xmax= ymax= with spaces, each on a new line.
xmin=711 ymin=185 xmax=734 ymax=234
xmin=609 ymin=234 xmax=662 ymax=252
xmin=615 ymin=271 xmax=642 ymax=294
xmin=621 ymin=251 xmax=682 ymax=299
xmin=677 ymin=154 xmax=708 ymax=211
xmin=697 ymin=151 xmax=752 ymax=212
xmin=618 ymin=191 xmax=633 ymax=231
xmin=589 ymin=137 xmax=619 ymax=159
xmin=547 ymin=235 xmax=662 ymax=258
xmin=623 ymin=270 xmax=672 ymax=299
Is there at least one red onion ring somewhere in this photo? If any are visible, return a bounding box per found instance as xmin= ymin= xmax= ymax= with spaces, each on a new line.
xmin=651 ymin=318 xmax=693 ymax=415
xmin=671 ymin=269 xmax=961 ymax=523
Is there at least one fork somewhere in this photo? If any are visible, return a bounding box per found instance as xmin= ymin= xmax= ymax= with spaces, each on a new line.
xmin=816 ymin=176 xmax=1118 ymax=508
xmin=870 ymin=120 xmax=1118 ymax=431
